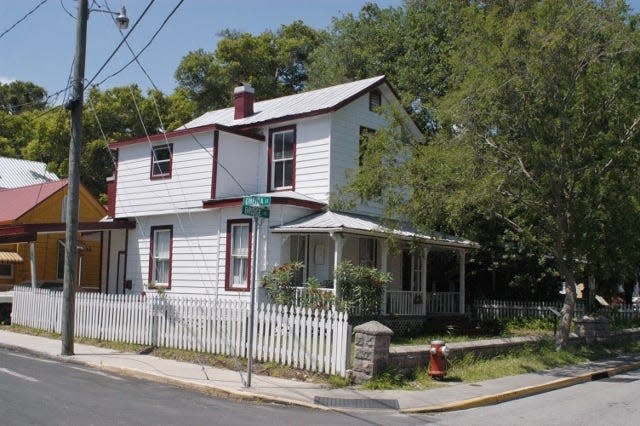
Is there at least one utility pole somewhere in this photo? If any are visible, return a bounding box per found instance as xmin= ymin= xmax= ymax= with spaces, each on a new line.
xmin=61 ymin=0 xmax=88 ymax=356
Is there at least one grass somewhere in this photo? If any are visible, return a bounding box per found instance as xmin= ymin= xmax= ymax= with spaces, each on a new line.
xmin=5 ymin=317 xmax=639 ymax=391
xmin=364 ymin=336 xmax=640 ymax=390
xmin=1 ymin=324 xmax=344 ymax=386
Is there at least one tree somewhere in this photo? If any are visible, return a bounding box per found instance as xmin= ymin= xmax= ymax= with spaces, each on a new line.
xmin=175 ymin=21 xmax=327 ymax=114
xmin=0 ymin=80 xmax=47 ymax=114
xmin=306 ymin=1 xmax=464 ymax=134
xmin=349 ymin=1 xmax=640 ymax=349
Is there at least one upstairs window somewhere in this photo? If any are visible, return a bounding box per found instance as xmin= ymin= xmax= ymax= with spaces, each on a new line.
xmin=269 ymin=126 xmax=295 ymax=191
xmin=151 ymin=144 xmax=173 ymax=179
xmin=149 ymin=226 xmax=172 ymax=288
xmin=369 ymin=89 xmax=381 ymax=111
xmin=226 ymin=220 xmax=251 ymax=291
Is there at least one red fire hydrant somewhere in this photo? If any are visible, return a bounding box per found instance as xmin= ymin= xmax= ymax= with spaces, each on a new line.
xmin=428 ymin=340 xmax=449 ymax=379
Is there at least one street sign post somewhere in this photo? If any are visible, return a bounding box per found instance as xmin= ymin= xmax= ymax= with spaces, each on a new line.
xmin=241 ymin=195 xmax=271 ymax=388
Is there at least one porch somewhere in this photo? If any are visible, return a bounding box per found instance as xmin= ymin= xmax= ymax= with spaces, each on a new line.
xmin=273 ymin=211 xmax=477 ymax=316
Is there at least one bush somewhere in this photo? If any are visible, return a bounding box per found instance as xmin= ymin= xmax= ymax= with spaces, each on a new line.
xmin=262 ymin=263 xmax=336 ymax=311
xmin=262 ymin=262 xmax=302 ymax=306
xmin=335 ymin=261 xmax=391 ymax=316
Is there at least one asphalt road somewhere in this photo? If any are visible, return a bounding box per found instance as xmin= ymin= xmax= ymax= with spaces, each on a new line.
xmin=0 ymin=347 xmax=426 ymax=426
xmin=431 ymin=367 xmax=640 ymax=426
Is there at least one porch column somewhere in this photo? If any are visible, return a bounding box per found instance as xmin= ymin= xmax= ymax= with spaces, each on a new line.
xmin=380 ymin=240 xmax=389 ymax=315
xmin=422 ymin=247 xmax=429 ymax=315
xmin=458 ymin=249 xmax=466 ymax=314
xmin=330 ymin=232 xmax=344 ymax=298
xmin=29 ymin=241 xmax=37 ymax=289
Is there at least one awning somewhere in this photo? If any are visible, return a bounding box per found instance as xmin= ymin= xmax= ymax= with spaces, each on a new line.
xmin=0 ymin=251 xmax=24 ymax=264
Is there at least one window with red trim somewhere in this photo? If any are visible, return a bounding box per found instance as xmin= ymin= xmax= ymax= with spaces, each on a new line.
xmin=226 ymin=219 xmax=251 ymax=291
xmin=151 ymin=144 xmax=172 ymax=179
xmin=269 ymin=127 xmax=295 ymax=191
xmin=149 ymin=225 xmax=172 ymax=288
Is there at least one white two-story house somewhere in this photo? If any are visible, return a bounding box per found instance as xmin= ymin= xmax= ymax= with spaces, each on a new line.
xmin=107 ymin=76 xmax=477 ymax=315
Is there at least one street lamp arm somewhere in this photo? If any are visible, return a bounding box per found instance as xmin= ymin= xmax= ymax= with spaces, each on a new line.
xmin=89 ymin=6 xmax=129 ymax=29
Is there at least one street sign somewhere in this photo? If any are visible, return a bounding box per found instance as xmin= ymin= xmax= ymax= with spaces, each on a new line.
xmin=242 ymin=196 xmax=271 ymax=207
xmin=242 ymin=205 xmax=270 ymax=218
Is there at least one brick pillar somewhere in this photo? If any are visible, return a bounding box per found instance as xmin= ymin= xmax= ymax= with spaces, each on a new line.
xmin=352 ymin=321 xmax=393 ymax=383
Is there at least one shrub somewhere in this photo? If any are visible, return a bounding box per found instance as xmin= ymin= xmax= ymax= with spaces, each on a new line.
xmin=262 ymin=262 xmax=302 ymax=306
xmin=297 ymin=276 xmax=336 ymax=311
xmin=335 ymin=261 xmax=391 ymax=316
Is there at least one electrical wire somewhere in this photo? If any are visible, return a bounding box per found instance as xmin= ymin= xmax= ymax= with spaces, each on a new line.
xmin=59 ymin=0 xmax=75 ymax=20
xmin=94 ymin=0 xmax=184 ymax=89
xmin=83 ymin=0 xmax=156 ymax=90
xmin=0 ymin=0 xmax=50 ymax=41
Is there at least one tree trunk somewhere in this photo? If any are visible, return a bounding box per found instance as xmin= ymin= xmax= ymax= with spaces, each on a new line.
xmin=556 ymin=259 xmax=577 ymax=350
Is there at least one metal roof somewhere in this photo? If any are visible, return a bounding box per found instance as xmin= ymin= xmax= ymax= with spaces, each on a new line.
xmin=271 ymin=211 xmax=479 ymax=249
xmin=181 ymin=76 xmax=389 ymax=129
xmin=0 ymin=157 xmax=59 ymax=189
xmin=0 ymin=251 xmax=24 ymax=264
xmin=0 ymin=179 xmax=68 ymax=223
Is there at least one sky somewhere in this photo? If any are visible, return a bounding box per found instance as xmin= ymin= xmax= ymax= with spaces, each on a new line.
xmin=0 ymin=0 xmax=638 ymax=103
xmin=0 ymin=0 xmax=402 ymax=102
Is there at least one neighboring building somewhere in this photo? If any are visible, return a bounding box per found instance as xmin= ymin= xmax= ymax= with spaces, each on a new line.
xmin=107 ymin=76 xmax=477 ymax=315
xmin=0 ymin=179 xmax=134 ymax=292
xmin=0 ymin=157 xmax=59 ymax=189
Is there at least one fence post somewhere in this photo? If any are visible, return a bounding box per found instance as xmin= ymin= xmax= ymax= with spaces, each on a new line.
xmin=352 ymin=321 xmax=393 ymax=384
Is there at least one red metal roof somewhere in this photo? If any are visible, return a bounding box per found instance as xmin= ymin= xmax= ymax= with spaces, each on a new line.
xmin=0 ymin=179 xmax=68 ymax=223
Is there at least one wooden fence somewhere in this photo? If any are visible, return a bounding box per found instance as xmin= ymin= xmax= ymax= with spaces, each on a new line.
xmin=471 ymin=299 xmax=639 ymax=321
xmin=11 ymin=287 xmax=351 ymax=376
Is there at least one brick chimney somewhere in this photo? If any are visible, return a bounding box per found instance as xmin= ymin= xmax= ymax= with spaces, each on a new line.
xmin=234 ymin=82 xmax=255 ymax=119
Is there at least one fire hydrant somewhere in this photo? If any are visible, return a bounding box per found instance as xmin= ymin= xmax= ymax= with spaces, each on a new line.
xmin=428 ymin=340 xmax=449 ymax=379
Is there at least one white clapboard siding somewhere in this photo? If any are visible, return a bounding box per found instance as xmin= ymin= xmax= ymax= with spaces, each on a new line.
xmin=11 ymin=286 xmax=350 ymax=376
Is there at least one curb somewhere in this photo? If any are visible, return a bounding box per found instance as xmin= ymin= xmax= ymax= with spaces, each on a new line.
xmin=401 ymin=360 xmax=640 ymax=413
xmin=0 ymin=341 xmax=328 ymax=411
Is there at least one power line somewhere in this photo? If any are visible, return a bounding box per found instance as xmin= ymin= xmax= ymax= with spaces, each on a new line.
xmin=83 ymin=0 xmax=156 ymax=90
xmin=59 ymin=0 xmax=76 ymax=20
xmin=0 ymin=0 xmax=50 ymax=41
xmin=94 ymin=0 xmax=184 ymax=89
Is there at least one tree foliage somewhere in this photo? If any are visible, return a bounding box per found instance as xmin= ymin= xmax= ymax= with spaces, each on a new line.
xmin=346 ymin=0 xmax=640 ymax=348
xmin=175 ymin=21 xmax=327 ymax=114
xmin=0 ymin=80 xmax=47 ymax=114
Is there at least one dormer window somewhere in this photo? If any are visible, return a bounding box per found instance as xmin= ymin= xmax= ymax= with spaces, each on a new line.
xmin=369 ymin=89 xmax=381 ymax=111
xmin=269 ymin=126 xmax=296 ymax=191
xmin=151 ymin=144 xmax=173 ymax=179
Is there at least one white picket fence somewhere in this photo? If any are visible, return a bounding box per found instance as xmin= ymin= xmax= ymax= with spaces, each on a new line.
xmin=11 ymin=287 xmax=351 ymax=376
xmin=472 ymin=299 xmax=640 ymax=321
xmin=472 ymin=299 xmax=585 ymax=320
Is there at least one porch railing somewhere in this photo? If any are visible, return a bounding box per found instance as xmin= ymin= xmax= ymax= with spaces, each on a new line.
xmin=385 ymin=290 xmax=460 ymax=315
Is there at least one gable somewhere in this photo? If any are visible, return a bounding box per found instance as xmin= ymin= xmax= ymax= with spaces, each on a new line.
xmin=0 ymin=180 xmax=106 ymax=225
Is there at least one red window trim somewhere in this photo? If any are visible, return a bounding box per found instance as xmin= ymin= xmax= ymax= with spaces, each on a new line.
xmin=225 ymin=219 xmax=252 ymax=292
xmin=148 ymin=225 xmax=173 ymax=289
xmin=211 ymin=130 xmax=219 ymax=199
xmin=267 ymin=125 xmax=296 ymax=192
xmin=150 ymin=143 xmax=173 ymax=180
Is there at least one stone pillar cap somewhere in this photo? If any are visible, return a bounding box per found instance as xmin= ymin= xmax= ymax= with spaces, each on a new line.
xmin=353 ymin=320 xmax=394 ymax=336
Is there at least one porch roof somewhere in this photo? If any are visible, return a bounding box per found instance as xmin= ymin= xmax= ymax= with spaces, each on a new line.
xmin=271 ymin=211 xmax=479 ymax=249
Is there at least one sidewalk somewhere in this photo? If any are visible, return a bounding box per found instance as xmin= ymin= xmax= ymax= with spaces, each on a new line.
xmin=1 ymin=329 xmax=639 ymax=413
